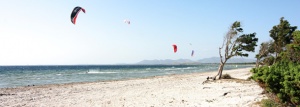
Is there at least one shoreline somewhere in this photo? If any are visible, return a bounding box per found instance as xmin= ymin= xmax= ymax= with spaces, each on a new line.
xmin=0 ymin=67 xmax=267 ymax=106
xmin=0 ymin=66 xmax=254 ymax=89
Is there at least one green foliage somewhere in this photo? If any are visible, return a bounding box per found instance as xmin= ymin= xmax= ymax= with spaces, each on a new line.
xmin=222 ymin=21 xmax=258 ymax=59
xmin=251 ymin=60 xmax=300 ymax=105
xmin=285 ymin=30 xmax=300 ymax=63
xmin=269 ymin=17 xmax=297 ymax=47
xmin=236 ymin=33 xmax=258 ymax=57
xmin=252 ymin=17 xmax=300 ymax=106
xmin=231 ymin=21 xmax=243 ymax=33
xmin=260 ymin=56 xmax=275 ymax=66
xmin=261 ymin=99 xmax=281 ymax=107
xmin=255 ymin=40 xmax=274 ymax=67
xmin=269 ymin=17 xmax=297 ymax=62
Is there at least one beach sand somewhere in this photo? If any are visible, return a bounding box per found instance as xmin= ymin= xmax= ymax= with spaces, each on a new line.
xmin=0 ymin=67 xmax=267 ymax=107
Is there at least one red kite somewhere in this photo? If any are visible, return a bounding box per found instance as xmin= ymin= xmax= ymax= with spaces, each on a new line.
xmin=71 ymin=6 xmax=86 ymax=24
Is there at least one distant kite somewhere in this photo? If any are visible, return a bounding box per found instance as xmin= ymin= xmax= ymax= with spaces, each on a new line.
xmin=71 ymin=6 xmax=86 ymax=24
xmin=191 ymin=50 xmax=194 ymax=57
xmin=124 ymin=19 xmax=130 ymax=25
xmin=172 ymin=44 xmax=177 ymax=53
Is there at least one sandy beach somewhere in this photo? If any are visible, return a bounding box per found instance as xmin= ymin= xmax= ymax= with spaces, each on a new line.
xmin=0 ymin=67 xmax=267 ymax=107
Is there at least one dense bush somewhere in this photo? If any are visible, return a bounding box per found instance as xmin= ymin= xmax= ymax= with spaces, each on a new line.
xmin=251 ymin=60 xmax=300 ymax=105
xmin=261 ymin=99 xmax=281 ymax=107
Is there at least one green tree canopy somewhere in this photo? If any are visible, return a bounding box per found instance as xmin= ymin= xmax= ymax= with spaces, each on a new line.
xmin=269 ymin=17 xmax=297 ymax=63
xmin=284 ymin=30 xmax=300 ymax=63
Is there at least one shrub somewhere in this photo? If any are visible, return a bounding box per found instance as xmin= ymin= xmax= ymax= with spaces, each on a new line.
xmin=252 ymin=60 xmax=300 ymax=106
xmin=261 ymin=99 xmax=280 ymax=107
xmin=221 ymin=74 xmax=232 ymax=79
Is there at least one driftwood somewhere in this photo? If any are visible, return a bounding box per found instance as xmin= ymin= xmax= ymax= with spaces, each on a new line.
xmin=203 ymin=87 xmax=211 ymax=89
xmin=0 ymin=93 xmax=16 ymax=96
xmin=223 ymin=92 xmax=230 ymax=96
xmin=202 ymin=76 xmax=217 ymax=84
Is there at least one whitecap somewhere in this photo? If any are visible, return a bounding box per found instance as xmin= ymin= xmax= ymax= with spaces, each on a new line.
xmin=87 ymin=71 xmax=117 ymax=74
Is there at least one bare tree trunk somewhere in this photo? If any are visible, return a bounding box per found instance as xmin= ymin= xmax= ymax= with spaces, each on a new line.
xmin=273 ymin=53 xmax=277 ymax=65
xmin=213 ymin=62 xmax=225 ymax=80
xmin=218 ymin=63 xmax=225 ymax=79
xmin=256 ymin=58 xmax=259 ymax=68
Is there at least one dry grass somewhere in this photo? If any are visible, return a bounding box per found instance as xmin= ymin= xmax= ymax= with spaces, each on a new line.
xmin=221 ymin=74 xmax=233 ymax=79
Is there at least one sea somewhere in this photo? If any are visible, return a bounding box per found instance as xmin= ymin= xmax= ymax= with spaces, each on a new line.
xmin=0 ymin=64 xmax=254 ymax=88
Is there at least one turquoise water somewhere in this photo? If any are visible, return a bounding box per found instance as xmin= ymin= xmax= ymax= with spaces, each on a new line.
xmin=0 ymin=64 xmax=253 ymax=88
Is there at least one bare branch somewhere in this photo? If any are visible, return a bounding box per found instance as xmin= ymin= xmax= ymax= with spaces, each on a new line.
xmin=219 ymin=47 xmax=223 ymax=63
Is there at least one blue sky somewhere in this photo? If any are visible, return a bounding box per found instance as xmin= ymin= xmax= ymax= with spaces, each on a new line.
xmin=0 ymin=0 xmax=299 ymax=65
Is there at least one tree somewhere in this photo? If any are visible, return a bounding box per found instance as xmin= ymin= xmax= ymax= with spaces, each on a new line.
xmin=256 ymin=42 xmax=269 ymax=67
xmin=269 ymin=17 xmax=297 ymax=64
xmin=255 ymin=40 xmax=274 ymax=67
xmin=214 ymin=21 xmax=258 ymax=79
xmin=284 ymin=30 xmax=300 ymax=63
xmin=252 ymin=18 xmax=300 ymax=106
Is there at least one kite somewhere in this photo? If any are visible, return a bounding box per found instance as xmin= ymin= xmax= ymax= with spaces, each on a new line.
xmin=172 ymin=44 xmax=177 ymax=53
xmin=191 ymin=50 xmax=194 ymax=57
xmin=70 ymin=6 xmax=86 ymax=24
xmin=124 ymin=19 xmax=130 ymax=25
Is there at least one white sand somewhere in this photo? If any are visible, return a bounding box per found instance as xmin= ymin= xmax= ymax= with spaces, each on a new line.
xmin=0 ymin=67 xmax=267 ymax=107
